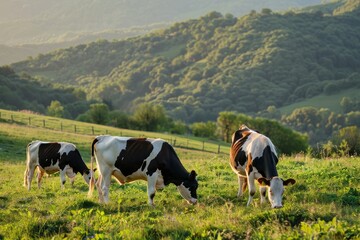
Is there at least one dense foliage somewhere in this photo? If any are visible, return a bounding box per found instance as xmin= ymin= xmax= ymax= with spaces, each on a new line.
xmin=0 ymin=0 xmax=324 ymax=65
xmin=0 ymin=66 xmax=90 ymax=118
xmin=12 ymin=1 xmax=360 ymax=124
xmin=1 ymin=1 xmax=358 ymax=151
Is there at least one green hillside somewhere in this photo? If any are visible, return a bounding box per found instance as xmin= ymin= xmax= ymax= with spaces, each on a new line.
xmin=0 ymin=108 xmax=230 ymax=156
xmin=0 ymin=66 xmax=90 ymax=118
xmin=11 ymin=0 xmax=360 ymax=123
xmin=0 ymin=0 xmax=324 ymax=65
xmin=279 ymin=88 xmax=360 ymax=115
xmin=0 ymin=0 xmax=322 ymax=46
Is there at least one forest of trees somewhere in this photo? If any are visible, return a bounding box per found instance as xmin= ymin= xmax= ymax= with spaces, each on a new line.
xmin=0 ymin=66 xmax=90 ymax=118
xmin=1 ymin=0 xmax=360 ymax=155
xmin=11 ymin=1 xmax=360 ymax=123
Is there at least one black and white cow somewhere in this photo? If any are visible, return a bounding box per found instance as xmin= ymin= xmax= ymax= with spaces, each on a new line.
xmin=230 ymin=125 xmax=295 ymax=208
xmin=88 ymin=135 xmax=198 ymax=205
xmin=24 ymin=140 xmax=93 ymax=190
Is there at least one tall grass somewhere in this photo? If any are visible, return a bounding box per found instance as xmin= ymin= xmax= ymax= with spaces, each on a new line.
xmin=0 ymin=121 xmax=359 ymax=239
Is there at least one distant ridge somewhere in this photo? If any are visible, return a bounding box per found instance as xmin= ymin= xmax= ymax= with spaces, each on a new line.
xmin=9 ymin=0 xmax=360 ymax=123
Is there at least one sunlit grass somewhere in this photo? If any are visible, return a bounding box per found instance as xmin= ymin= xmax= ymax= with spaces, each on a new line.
xmin=0 ymin=121 xmax=359 ymax=239
xmin=0 ymin=109 xmax=230 ymax=156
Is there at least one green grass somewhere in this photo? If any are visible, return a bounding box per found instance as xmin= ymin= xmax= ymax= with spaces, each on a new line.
xmin=0 ymin=109 xmax=230 ymax=155
xmin=279 ymin=88 xmax=360 ymax=115
xmin=0 ymin=118 xmax=359 ymax=239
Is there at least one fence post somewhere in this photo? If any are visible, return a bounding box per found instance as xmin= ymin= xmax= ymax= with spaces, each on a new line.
xmin=92 ymin=126 xmax=94 ymax=135
xmin=74 ymin=125 xmax=77 ymax=133
xmin=202 ymin=141 xmax=205 ymax=151
xmin=43 ymin=119 xmax=45 ymax=128
xmin=28 ymin=117 xmax=31 ymax=125
xmin=218 ymin=145 xmax=220 ymax=154
xmin=11 ymin=115 xmax=14 ymax=122
xmin=60 ymin=122 xmax=63 ymax=131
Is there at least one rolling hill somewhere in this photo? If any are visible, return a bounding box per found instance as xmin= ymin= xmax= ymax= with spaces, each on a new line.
xmin=0 ymin=0 xmax=323 ymax=45
xmin=10 ymin=0 xmax=360 ymax=123
xmin=0 ymin=0 xmax=325 ymax=65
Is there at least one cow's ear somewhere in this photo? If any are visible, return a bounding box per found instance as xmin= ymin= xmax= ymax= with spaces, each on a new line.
xmin=189 ymin=170 xmax=197 ymax=181
xmin=93 ymin=168 xmax=97 ymax=172
xmin=257 ymin=177 xmax=270 ymax=186
xmin=283 ymin=178 xmax=296 ymax=186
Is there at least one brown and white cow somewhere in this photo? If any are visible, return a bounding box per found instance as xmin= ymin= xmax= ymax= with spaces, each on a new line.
xmin=88 ymin=135 xmax=198 ymax=206
xmin=230 ymin=125 xmax=295 ymax=208
xmin=24 ymin=140 xmax=93 ymax=190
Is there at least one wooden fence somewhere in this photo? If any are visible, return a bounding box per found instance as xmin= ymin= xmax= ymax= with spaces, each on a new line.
xmin=0 ymin=111 xmax=229 ymax=154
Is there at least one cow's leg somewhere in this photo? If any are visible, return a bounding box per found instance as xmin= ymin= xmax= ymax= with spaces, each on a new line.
xmin=37 ymin=167 xmax=45 ymax=189
xmin=60 ymin=170 xmax=66 ymax=189
xmin=147 ymin=173 xmax=158 ymax=206
xmin=237 ymin=175 xmax=247 ymax=197
xmin=99 ymin=170 xmax=111 ymax=203
xmin=260 ymin=186 xmax=267 ymax=204
xmin=26 ymin=165 xmax=36 ymax=190
xmin=96 ymin=175 xmax=104 ymax=202
xmin=246 ymin=172 xmax=256 ymax=207
xmin=65 ymin=166 xmax=76 ymax=187
xmin=24 ymin=168 xmax=29 ymax=188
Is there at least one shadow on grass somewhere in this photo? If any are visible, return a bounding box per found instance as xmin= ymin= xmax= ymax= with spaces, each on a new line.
xmin=0 ymin=196 xmax=9 ymax=209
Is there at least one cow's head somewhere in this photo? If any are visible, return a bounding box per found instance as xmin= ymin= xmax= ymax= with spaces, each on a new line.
xmin=177 ymin=170 xmax=198 ymax=204
xmin=258 ymin=177 xmax=296 ymax=208
xmin=82 ymin=169 xmax=96 ymax=185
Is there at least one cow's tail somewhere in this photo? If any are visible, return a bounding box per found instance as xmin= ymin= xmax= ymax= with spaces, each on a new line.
xmin=88 ymin=137 xmax=99 ymax=198
xmin=24 ymin=142 xmax=32 ymax=187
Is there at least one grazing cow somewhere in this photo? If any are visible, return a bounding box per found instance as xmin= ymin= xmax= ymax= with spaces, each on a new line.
xmin=88 ymin=135 xmax=198 ymax=206
xmin=229 ymin=125 xmax=295 ymax=208
xmin=24 ymin=140 xmax=93 ymax=190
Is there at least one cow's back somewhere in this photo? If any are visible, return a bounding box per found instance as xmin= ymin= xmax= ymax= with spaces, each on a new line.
xmin=244 ymin=134 xmax=277 ymax=160
xmin=114 ymin=138 xmax=158 ymax=176
xmin=38 ymin=143 xmax=62 ymax=167
xmin=230 ymin=130 xmax=251 ymax=173
xmin=93 ymin=136 xmax=130 ymax=166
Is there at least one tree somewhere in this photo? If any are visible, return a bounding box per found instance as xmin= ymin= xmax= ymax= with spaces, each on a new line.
xmin=47 ymin=100 xmax=64 ymax=118
xmin=170 ymin=120 xmax=188 ymax=135
xmin=261 ymin=8 xmax=272 ymax=15
xmin=88 ymin=103 xmax=109 ymax=124
xmin=252 ymin=117 xmax=308 ymax=155
xmin=333 ymin=126 xmax=360 ymax=155
xmin=132 ymin=103 xmax=168 ymax=131
xmin=346 ymin=111 xmax=360 ymax=126
xmin=217 ymin=111 xmax=238 ymax=142
xmin=340 ymin=97 xmax=352 ymax=113
xmin=191 ymin=121 xmax=217 ymax=138
xmin=108 ymin=110 xmax=130 ymax=128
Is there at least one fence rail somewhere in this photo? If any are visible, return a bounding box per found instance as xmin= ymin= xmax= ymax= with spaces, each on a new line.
xmin=0 ymin=111 xmax=230 ymax=154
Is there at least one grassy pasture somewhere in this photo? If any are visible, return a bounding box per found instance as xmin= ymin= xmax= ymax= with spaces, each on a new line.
xmin=0 ymin=109 xmax=229 ymax=155
xmin=0 ymin=120 xmax=359 ymax=239
xmin=278 ymin=88 xmax=360 ymax=115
